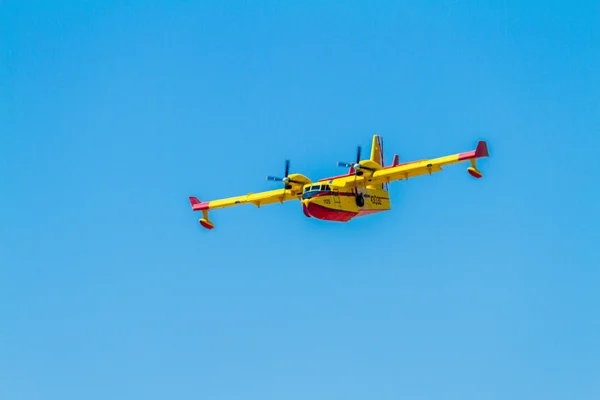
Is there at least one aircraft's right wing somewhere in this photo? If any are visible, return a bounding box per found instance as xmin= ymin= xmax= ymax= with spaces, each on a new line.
xmin=189 ymin=188 xmax=300 ymax=211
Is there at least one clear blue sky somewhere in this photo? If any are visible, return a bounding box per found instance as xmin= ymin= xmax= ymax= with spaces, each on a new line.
xmin=2 ymin=1 xmax=599 ymax=399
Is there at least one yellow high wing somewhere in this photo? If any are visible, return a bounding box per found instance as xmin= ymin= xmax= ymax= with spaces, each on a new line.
xmin=334 ymin=141 xmax=489 ymax=188
xmin=189 ymin=170 xmax=311 ymax=229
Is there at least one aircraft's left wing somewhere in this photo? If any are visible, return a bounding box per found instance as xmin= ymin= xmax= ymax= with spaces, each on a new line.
xmin=334 ymin=140 xmax=489 ymax=188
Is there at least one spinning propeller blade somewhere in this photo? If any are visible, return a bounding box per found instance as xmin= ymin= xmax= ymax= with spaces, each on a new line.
xmin=266 ymin=159 xmax=300 ymax=186
xmin=337 ymin=146 xmax=362 ymax=168
xmin=337 ymin=145 xmax=373 ymax=172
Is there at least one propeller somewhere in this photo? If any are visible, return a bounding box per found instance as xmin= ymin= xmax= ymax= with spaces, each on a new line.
xmin=266 ymin=159 xmax=302 ymax=188
xmin=337 ymin=145 xmax=374 ymax=174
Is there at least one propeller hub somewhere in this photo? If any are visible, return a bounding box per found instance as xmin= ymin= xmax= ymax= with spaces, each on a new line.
xmin=353 ymin=163 xmax=361 ymax=171
xmin=282 ymin=177 xmax=290 ymax=184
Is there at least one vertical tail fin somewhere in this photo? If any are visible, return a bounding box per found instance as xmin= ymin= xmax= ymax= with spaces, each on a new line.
xmin=370 ymin=134 xmax=388 ymax=191
xmin=370 ymin=134 xmax=385 ymax=167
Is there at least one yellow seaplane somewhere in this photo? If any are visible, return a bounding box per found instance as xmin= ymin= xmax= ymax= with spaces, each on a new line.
xmin=189 ymin=134 xmax=489 ymax=230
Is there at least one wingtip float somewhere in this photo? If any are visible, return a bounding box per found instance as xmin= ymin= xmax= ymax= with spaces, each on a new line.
xmin=189 ymin=134 xmax=490 ymax=230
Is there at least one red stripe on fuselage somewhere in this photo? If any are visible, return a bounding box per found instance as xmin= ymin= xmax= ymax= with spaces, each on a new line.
xmin=310 ymin=191 xmax=354 ymax=198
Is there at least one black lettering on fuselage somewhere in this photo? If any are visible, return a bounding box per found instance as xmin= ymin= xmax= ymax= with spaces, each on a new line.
xmin=370 ymin=195 xmax=382 ymax=205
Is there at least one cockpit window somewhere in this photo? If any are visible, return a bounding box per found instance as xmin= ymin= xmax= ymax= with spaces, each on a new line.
xmin=304 ymin=186 xmax=310 ymax=193
xmin=322 ymin=185 xmax=330 ymax=191
xmin=310 ymin=185 xmax=320 ymax=191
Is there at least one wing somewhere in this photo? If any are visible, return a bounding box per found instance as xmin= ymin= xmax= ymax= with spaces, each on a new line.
xmin=189 ymin=187 xmax=301 ymax=212
xmin=189 ymin=172 xmax=310 ymax=211
xmin=189 ymin=172 xmax=311 ymax=229
xmin=333 ymin=141 xmax=489 ymax=187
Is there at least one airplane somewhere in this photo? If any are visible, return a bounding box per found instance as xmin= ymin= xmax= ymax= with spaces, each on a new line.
xmin=188 ymin=134 xmax=489 ymax=230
